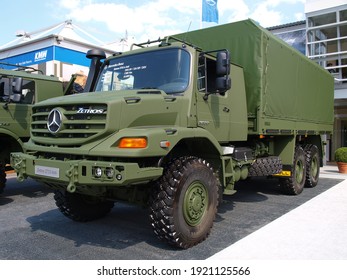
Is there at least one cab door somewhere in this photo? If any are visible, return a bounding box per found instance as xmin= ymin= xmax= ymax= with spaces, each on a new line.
xmin=196 ymin=53 xmax=231 ymax=141
xmin=196 ymin=91 xmax=231 ymax=142
xmin=0 ymin=76 xmax=34 ymax=138
xmin=195 ymin=52 xmax=248 ymax=142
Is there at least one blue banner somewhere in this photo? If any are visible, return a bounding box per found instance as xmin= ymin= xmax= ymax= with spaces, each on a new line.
xmin=202 ymin=0 xmax=218 ymax=23
xmin=55 ymin=46 xmax=90 ymax=67
xmin=0 ymin=46 xmax=91 ymax=69
xmin=0 ymin=47 xmax=53 ymax=69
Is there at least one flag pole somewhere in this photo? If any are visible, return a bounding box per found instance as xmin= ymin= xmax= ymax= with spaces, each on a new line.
xmin=200 ymin=0 xmax=203 ymax=29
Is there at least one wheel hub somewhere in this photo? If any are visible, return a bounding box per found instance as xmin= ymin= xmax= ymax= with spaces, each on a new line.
xmin=295 ymin=160 xmax=304 ymax=183
xmin=183 ymin=181 xmax=208 ymax=226
xmin=311 ymin=157 xmax=318 ymax=176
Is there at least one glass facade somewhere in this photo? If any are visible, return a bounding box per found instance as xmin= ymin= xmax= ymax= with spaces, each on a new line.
xmin=269 ymin=22 xmax=306 ymax=55
xmin=274 ymin=28 xmax=306 ymax=55
xmin=307 ymin=5 xmax=347 ymax=86
xmin=306 ymin=4 xmax=347 ymax=159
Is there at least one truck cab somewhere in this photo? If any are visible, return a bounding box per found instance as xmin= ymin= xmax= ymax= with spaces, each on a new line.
xmin=0 ymin=64 xmax=66 ymax=193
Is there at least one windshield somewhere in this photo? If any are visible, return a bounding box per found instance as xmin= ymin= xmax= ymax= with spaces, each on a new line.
xmin=95 ymin=48 xmax=190 ymax=95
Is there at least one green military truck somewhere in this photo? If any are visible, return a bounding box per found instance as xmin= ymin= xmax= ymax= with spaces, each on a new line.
xmin=0 ymin=64 xmax=71 ymax=193
xmin=11 ymin=20 xmax=334 ymax=248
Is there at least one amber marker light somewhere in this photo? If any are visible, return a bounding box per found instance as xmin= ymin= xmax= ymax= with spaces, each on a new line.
xmin=160 ymin=140 xmax=170 ymax=148
xmin=118 ymin=137 xmax=147 ymax=148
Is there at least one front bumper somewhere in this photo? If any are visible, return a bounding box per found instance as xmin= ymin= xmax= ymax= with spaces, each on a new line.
xmin=11 ymin=152 xmax=163 ymax=193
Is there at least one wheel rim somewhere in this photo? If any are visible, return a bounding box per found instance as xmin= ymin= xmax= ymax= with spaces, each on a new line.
xmin=295 ymin=159 xmax=304 ymax=184
xmin=311 ymin=156 xmax=319 ymax=178
xmin=183 ymin=181 xmax=208 ymax=226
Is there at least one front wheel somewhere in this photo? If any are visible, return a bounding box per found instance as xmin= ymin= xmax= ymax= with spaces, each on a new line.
xmin=149 ymin=157 xmax=219 ymax=249
xmin=54 ymin=191 xmax=115 ymax=222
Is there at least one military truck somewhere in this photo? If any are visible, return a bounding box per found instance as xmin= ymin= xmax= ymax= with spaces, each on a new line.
xmin=0 ymin=63 xmax=74 ymax=193
xmin=11 ymin=20 xmax=334 ymax=248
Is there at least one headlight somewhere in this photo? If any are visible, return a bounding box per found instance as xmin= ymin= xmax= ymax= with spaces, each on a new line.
xmin=94 ymin=167 xmax=103 ymax=178
xmin=105 ymin=167 xmax=114 ymax=179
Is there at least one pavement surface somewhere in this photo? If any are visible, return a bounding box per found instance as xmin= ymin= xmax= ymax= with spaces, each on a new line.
xmin=209 ymin=164 xmax=347 ymax=260
xmin=1 ymin=164 xmax=346 ymax=260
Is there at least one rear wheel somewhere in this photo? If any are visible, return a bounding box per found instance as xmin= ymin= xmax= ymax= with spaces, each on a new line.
xmin=304 ymin=144 xmax=320 ymax=188
xmin=54 ymin=190 xmax=115 ymax=222
xmin=149 ymin=156 xmax=219 ymax=249
xmin=279 ymin=146 xmax=306 ymax=195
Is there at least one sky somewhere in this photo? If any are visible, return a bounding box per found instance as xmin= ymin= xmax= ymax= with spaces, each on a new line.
xmin=0 ymin=0 xmax=306 ymax=47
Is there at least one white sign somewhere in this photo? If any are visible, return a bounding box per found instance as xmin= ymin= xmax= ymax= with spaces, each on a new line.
xmin=35 ymin=165 xmax=60 ymax=178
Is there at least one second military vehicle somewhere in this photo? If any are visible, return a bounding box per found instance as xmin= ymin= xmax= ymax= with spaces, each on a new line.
xmin=0 ymin=63 xmax=73 ymax=193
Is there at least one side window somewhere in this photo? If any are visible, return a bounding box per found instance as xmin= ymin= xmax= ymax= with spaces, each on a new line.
xmin=21 ymin=79 xmax=35 ymax=104
xmin=0 ymin=77 xmax=35 ymax=104
xmin=198 ymin=56 xmax=217 ymax=93
xmin=0 ymin=77 xmax=10 ymax=102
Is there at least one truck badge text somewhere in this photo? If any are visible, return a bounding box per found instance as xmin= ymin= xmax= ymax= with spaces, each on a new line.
xmin=77 ymin=108 xmax=105 ymax=114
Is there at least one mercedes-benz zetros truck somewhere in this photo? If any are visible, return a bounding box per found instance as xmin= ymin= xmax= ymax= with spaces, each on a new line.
xmin=11 ymin=20 xmax=334 ymax=248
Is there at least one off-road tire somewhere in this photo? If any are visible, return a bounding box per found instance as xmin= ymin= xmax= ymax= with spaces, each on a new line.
xmin=0 ymin=161 xmax=6 ymax=194
xmin=279 ymin=146 xmax=306 ymax=195
xmin=149 ymin=156 xmax=219 ymax=249
xmin=248 ymin=156 xmax=282 ymax=176
xmin=304 ymin=144 xmax=320 ymax=188
xmin=54 ymin=190 xmax=115 ymax=222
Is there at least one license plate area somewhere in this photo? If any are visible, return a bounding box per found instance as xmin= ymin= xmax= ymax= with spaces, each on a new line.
xmin=35 ymin=165 xmax=60 ymax=178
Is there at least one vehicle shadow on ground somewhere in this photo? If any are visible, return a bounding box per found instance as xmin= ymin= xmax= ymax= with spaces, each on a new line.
xmin=22 ymin=178 xmax=285 ymax=258
xmin=26 ymin=202 xmax=174 ymax=253
xmin=23 ymin=177 xmax=343 ymax=259
xmin=216 ymin=177 xmax=276 ymax=218
xmin=3 ymin=177 xmax=52 ymax=198
xmin=0 ymin=196 xmax=13 ymax=206
xmin=1 ymin=178 xmax=51 ymax=206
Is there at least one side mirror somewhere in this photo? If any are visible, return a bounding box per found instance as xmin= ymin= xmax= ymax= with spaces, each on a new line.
xmin=12 ymin=77 xmax=23 ymax=93
xmin=216 ymin=50 xmax=231 ymax=94
xmin=216 ymin=50 xmax=230 ymax=76
xmin=10 ymin=93 xmax=22 ymax=102
xmin=216 ymin=76 xmax=231 ymax=93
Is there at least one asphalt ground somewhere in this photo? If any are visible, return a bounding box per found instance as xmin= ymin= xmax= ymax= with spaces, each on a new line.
xmin=0 ymin=167 xmax=345 ymax=260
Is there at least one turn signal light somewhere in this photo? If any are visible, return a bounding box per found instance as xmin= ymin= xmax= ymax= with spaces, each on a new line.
xmin=119 ymin=137 xmax=147 ymax=148
xmin=160 ymin=140 xmax=170 ymax=148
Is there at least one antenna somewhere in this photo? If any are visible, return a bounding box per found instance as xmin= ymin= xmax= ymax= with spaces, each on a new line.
xmin=183 ymin=21 xmax=192 ymax=43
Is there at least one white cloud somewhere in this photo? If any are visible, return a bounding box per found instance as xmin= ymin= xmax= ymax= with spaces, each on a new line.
xmin=208 ymin=0 xmax=304 ymax=27
xmin=250 ymin=2 xmax=283 ymax=27
xmin=263 ymin=0 xmax=305 ymax=6
xmin=57 ymin=0 xmax=305 ymax=43
xmin=246 ymin=0 xmax=306 ymax=27
xmin=60 ymin=0 xmax=81 ymax=9
xmin=218 ymin=0 xmax=250 ymax=23
xmin=60 ymin=0 xmax=202 ymax=43
xmin=295 ymin=12 xmax=305 ymax=21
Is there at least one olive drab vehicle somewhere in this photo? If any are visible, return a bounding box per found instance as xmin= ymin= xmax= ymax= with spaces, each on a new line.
xmin=11 ymin=20 xmax=334 ymax=248
xmin=0 ymin=63 xmax=74 ymax=193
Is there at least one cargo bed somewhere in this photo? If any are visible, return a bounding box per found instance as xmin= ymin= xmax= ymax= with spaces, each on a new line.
xmin=175 ymin=19 xmax=334 ymax=135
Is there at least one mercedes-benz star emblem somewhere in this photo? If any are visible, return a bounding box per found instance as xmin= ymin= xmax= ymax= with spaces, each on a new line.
xmin=47 ymin=109 xmax=62 ymax=134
